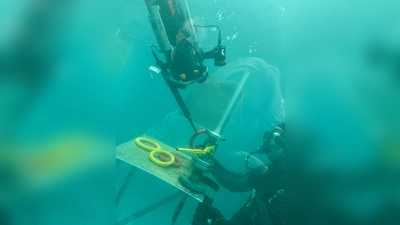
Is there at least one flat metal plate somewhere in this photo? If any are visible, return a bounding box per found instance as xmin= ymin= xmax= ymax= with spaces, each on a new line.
xmin=116 ymin=135 xmax=204 ymax=202
xmin=180 ymin=79 xmax=243 ymax=134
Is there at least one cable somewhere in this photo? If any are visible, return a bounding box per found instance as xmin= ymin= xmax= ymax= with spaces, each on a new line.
xmin=194 ymin=25 xmax=222 ymax=45
xmin=194 ymin=25 xmax=220 ymax=30
xmin=151 ymin=45 xmax=162 ymax=53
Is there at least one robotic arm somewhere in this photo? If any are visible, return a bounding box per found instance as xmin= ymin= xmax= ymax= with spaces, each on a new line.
xmin=146 ymin=0 xmax=226 ymax=87
xmin=144 ymin=0 xmax=229 ymax=199
xmin=145 ymin=0 xmax=226 ymax=143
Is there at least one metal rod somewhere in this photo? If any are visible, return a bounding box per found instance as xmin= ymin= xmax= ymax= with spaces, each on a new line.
xmin=166 ymin=81 xmax=198 ymax=133
xmin=171 ymin=194 xmax=189 ymax=224
xmin=214 ymin=71 xmax=250 ymax=134
xmin=117 ymin=191 xmax=185 ymax=225
xmin=116 ymin=166 xmax=137 ymax=206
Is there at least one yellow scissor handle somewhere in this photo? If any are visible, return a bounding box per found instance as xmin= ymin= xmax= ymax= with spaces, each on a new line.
xmin=176 ymin=145 xmax=215 ymax=155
